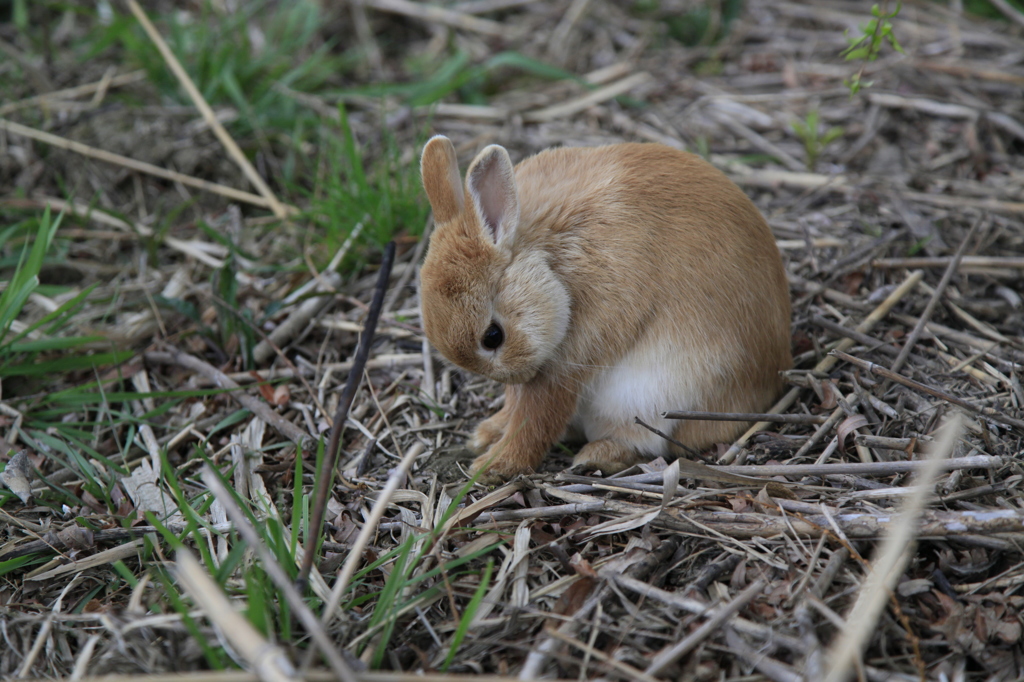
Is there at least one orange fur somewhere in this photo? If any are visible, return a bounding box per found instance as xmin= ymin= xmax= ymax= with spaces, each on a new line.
xmin=419 ymin=136 xmax=792 ymax=481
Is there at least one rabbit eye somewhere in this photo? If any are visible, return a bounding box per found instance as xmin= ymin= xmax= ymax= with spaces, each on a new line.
xmin=481 ymin=322 xmax=504 ymax=350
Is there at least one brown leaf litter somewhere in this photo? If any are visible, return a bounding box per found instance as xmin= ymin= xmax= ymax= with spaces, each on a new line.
xmin=2 ymin=0 xmax=1024 ymax=680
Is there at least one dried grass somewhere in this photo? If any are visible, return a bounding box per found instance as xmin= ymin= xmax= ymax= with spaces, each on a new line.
xmin=2 ymin=1 xmax=1024 ymax=680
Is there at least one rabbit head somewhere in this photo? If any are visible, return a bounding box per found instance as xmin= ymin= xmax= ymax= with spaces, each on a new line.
xmin=419 ymin=135 xmax=570 ymax=385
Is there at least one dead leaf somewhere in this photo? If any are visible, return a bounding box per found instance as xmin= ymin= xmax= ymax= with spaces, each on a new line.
xmin=570 ymin=555 xmax=598 ymax=579
xmin=120 ymin=459 xmax=185 ymax=523
xmin=819 ymin=380 xmax=840 ymax=410
xmin=551 ymin=576 xmax=596 ymax=621
xmin=763 ymin=482 xmax=797 ymax=501
xmin=0 ymin=450 xmax=33 ymax=504
xmin=578 ymin=509 xmax=660 ymax=538
xmin=250 ymin=371 xmax=276 ymax=403
xmin=729 ymin=496 xmax=751 ymax=513
xmin=836 ymin=415 xmax=868 ymax=453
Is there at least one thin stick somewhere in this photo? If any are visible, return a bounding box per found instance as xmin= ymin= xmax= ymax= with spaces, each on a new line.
xmin=794 ymin=395 xmax=860 ymax=458
xmin=631 ymin=419 xmax=769 ymax=485
xmin=299 ymin=242 xmax=396 ymax=586
xmin=810 ymin=315 xmax=900 ymax=357
xmin=888 ymin=218 xmax=981 ymax=378
xmin=324 ymin=439 xmax=424 ymax=616
xmin=200 ymin=467 xmax=358 ymax=682
xmin=0 ymin=70 xmax=146 ymax=116
xmin=633 ymin=417 xmax=700 ymax=457
xmin=362 ymin=0 xmax=505 ymax=35
xmin=523 ymin=72 xmax=651 ymax=122
xmin=822 ymin=417 xmax=961 ymax=682
xmin=872 ymin=255 xmax=1024 ymax=270
xmin=44 ymin=674 xmax=560 ymax=682
xmin=720 ymin=270 xmax=924 ymax=463
xmin=645 ymin=579 xmax=765 ymax=676
xmin=127 ymin=0 xmax=290 ymax=219
xmin=0 ymin=118 xmax=278 ymax=210
xmin=831 ymin=350 xmax=1024 ymax=431
xmin=725 ymin=627 xmax=802 ymax=682
xmin=662 ymin=410 xmax=828 ymax=424
xmin=553 ymin=455 xmax=1000 ymax=491
xmin=174 ymin=550 xmax=297 ymax=682
xmin=144 ymin=348 xmax=313 ymax=448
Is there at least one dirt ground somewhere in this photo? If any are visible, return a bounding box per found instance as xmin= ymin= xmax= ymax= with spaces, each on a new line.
xmin=2 ymin=0 xmax=1024 ymax=680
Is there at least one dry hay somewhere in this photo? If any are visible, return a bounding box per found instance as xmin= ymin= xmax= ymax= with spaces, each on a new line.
xmin=1 ymin=0 xmax=1024 ymax=681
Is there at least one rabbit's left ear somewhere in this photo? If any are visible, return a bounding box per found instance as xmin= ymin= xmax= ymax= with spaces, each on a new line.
xmin=421 ymin=135 xmax=465 ymax=224
xmin=466 ymin=144 xmax=519 ymax=245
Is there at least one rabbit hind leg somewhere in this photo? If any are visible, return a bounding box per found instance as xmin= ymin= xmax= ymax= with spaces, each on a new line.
xmin=572 ymin=439 xmax=644 ymax=474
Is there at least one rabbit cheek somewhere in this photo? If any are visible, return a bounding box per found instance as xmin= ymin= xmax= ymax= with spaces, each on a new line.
xmin=492 ymin=255 xmax=570 ymax=383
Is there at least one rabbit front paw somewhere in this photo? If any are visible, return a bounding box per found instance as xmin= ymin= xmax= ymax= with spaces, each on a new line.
xmin=470 ymin=411 xmax=510 ymax=453
xmin=468 ymin=451 xmax=529 ymax=484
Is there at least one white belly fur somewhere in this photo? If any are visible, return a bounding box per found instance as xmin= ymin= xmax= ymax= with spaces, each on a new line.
xmin=569 ymin=331 xmax=729 ymax=455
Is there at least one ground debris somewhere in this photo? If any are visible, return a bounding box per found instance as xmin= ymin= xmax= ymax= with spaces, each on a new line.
xmin=1 ymin=0 xmax=1023 ymax=680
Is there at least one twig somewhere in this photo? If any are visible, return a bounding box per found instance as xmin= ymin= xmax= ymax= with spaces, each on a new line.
xmin=809 ymin=315 xmax=900 ymax=357
xmin=454 ymin=0 xmax=540 ymax=12
xmin=830 ymin=350 xmax=1024 ymax=431
xmin=888 ymin=217 xmax=981 ymax=378
xmin=632 ymin=417 xmax=700 ymax=457
xmin=182 ymin=354 xmax=424 ymax=386
xmin=383 ymin=220 xmax=430 ymax=314
xmin=252 ymin=274 xmax=340 ymax=365
xmin=554 ymin=455 xmax=1000 ymax=492
xmin=36 ymin=674 xmax=559 ymax=682
xmin=631 ymin=418 xmax=772 ymax=485
xmin=174 ymin=550 xmax=298 ymax=682
xmin=548 ymin=487 xmax=1024 ymax=539
xmin=662 ymin=410 xmax=828 ymax=424
xmin=0 ymin=119 xmax=277 ymax=210
xmin=0 ymin=70 xmax=146 ymax=116
xmin=523 ymin=73 xmax=652 ymax=122
xmin=868 ymin=92 xmax=979 ymax=120
xmin=543 ymin=626 xmax=659 ymax=682
xmin=127 ymin=0 xmax=292 ymax=219
xmin=299 ymin=242 xmax=396 ymax=586
xmin=823 ymin=417 xmax=961 ymax=682
xmin=144 ymin=348 xmax=313 ymax=448
xmin=645 ymin=579 xmax=765 ymax=676
xmin=200 ymin=467 xmax=359 ymax=682
xmin=362 ymin=0 xmax=506 ymax=35
xmin=901 ymin=191 xmax=1024 ymax=216
xmin=716 ymin=115 xmax=806 ymax=172
xmin=872 ymin=255 xmax=1024 ymax=270
xmin=612 ymin=573 xmax=804 ymax=651
xmin=318 ymin=443 xmax=423 ymax=628
xmin=725 ymin=627 xmax=802 ymax=682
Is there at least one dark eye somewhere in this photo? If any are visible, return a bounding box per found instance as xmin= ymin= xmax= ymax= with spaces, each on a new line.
xmin=481 ymin=322 xmax=504 ymax=350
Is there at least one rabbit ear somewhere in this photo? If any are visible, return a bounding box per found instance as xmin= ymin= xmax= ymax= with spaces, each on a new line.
xmin=466 ymin=144 xmax=519 ymax=245
xmin=421 ymin=135 xmax=465 ymax=224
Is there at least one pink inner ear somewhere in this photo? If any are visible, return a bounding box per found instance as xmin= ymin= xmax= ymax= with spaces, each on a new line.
xmin=469 ymin=151 xmax=514 ymax=244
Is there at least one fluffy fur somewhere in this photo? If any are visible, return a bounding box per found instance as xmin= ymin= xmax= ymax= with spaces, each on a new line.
xmin=419 ymin=135 xmax=792 ymax=481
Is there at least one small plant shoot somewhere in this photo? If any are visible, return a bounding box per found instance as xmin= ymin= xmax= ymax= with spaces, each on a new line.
xmin=842 ymin=2 xmax=905 ymax=96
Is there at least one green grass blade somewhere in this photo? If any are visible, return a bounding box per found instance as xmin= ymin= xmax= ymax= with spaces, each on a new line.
xmin=441 ymin=558 xmax=494 ymax=671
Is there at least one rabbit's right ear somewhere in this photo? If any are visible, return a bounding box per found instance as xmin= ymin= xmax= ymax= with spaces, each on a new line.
xmin=421 ymin=135 xmax=465 ymax=224
xmin=466 ymin=144 xmax=519 ymax=245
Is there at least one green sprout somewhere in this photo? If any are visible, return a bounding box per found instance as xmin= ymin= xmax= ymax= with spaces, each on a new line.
xmin=842 ymin=2 xmax=905 ymax=96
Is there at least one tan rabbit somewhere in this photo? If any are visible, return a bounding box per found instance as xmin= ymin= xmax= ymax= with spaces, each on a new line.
xmin=419 ymin=135 xmax=791 ymax=481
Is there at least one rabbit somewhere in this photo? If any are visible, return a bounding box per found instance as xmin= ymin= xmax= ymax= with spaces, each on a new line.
xmin=418 ymin=135 xmax=791 ymax=482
